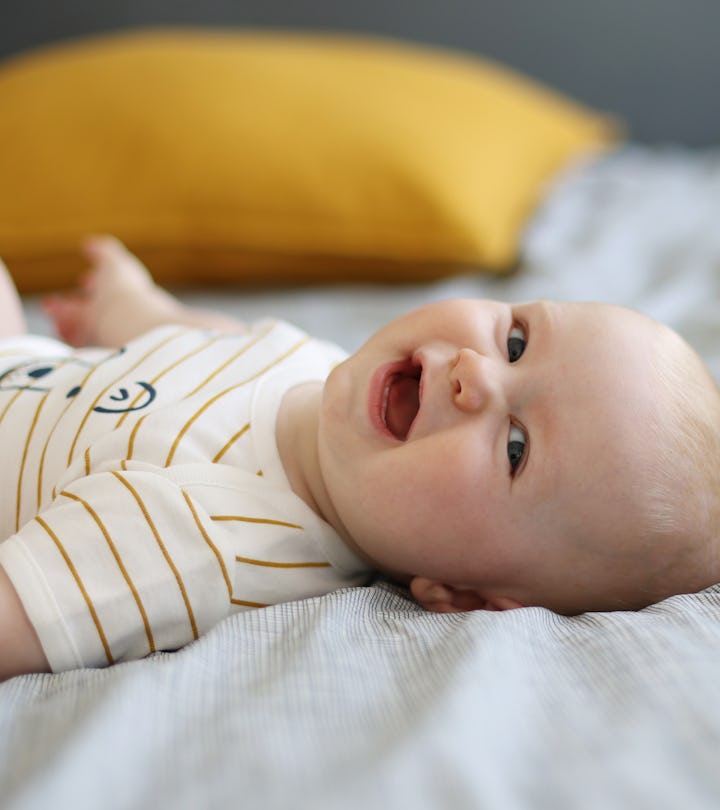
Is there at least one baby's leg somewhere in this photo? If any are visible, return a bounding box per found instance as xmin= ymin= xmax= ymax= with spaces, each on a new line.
xmin=0 ymin=258 xmax=27 ymax=338
xmin=0 ymin=268 xmax=43 ymax=679
xmin=43 ymin=237 xmax=247 ymax=348
xmin=0 ymin=565 xmax=50 ymax=680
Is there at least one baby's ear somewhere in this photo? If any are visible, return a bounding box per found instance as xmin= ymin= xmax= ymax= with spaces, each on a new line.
xmin=410 ymin=577 xmax=524 ymax=613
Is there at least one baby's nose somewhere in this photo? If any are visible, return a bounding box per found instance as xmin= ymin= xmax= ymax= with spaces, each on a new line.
xmin=450 ymin=348 xmax=503 ymax=413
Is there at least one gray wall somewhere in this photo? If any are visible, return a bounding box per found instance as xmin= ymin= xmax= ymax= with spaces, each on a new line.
xmin=2 ymin=0 xmax=719 ymax=145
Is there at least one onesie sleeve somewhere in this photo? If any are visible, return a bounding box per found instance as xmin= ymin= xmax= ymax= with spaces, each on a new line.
xmin=0 ymin=468 xmax=235 ymax=672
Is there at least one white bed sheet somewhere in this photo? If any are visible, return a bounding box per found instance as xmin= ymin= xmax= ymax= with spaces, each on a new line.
xmin=5 ymin=144 xmax=720 ymax=809
xmin=3 ymin=582 xmax=720 ymax=810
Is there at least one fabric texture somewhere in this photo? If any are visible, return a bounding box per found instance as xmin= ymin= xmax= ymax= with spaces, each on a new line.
xmin=0 ymin=28 xmax=616 ymax=292
xmin=2 ymin=581 xmax=720 ymax=809
xmin=0 ymin=321 xmax=370 ymax=671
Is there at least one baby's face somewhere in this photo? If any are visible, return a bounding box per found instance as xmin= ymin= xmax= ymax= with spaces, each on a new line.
xmin=318 ymin=298 xmax=671 ymax=614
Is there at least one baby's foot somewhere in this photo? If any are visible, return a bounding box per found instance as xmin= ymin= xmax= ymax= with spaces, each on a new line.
xmin=85 ymin=235 xmax=155 ymax=292
xmin=44 ymin=236 xmax=245 ymax=346
xmin=43 ymin=237 xmax=162 ymax=347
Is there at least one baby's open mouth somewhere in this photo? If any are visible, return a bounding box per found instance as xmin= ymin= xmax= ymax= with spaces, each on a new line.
xmin=382 ymin=363 xmax=421 ymax=441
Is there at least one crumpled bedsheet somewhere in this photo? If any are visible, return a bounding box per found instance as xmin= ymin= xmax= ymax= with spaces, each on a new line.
xmin=2 ymin=582 xmax=720 ymax=810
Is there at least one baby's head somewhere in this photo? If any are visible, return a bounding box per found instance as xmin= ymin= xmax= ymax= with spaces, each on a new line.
xmin=317 ymin=298 xmax=720 ymax=614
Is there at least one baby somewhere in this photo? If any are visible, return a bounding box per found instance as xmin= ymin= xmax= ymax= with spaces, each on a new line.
xmin=1 ymin=237 xmax=719 ymax=680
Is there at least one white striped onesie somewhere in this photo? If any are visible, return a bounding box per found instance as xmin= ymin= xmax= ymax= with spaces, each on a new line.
xmin=0 ymin=320 xmax=372 ymax=672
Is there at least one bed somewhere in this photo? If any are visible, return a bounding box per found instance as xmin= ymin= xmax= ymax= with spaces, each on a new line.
xmin=2 ymin=143 xmax=720 ymax=809
xmin=2 ymin=24 xmax=720 ymax=808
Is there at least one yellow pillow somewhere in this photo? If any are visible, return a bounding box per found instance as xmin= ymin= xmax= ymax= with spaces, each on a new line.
xmin=0 ymin=29 xmax=617 ymax=293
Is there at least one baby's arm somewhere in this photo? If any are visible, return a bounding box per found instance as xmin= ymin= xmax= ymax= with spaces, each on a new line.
xmin=43 ymin=237 xmax=248 ymax=348
xmin=0 ymin=565 xmax=50 ymax=680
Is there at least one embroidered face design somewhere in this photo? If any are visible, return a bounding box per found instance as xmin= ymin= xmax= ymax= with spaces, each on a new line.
xmin=0 ymin=358 xmax=81 ymax=393
xmin=0 ymin=357 xmax=157 ymax=414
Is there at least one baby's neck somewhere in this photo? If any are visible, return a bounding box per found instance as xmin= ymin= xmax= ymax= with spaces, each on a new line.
xmin=275 ymin=381 xmax=327 ymax=519
xmin=276 ymin=381 xmax=374 ymax=567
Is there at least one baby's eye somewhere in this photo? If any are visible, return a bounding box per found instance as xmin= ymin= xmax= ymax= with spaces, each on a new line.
xmin=507 ymin=324 xmax=527 ymax=363
xmin=508 ymin=425 xmax=527 ymax=475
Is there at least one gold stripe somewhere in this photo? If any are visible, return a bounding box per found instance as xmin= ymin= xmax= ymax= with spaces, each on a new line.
xmin=0 ymin=388 xmax=23 ymax=426
xmin=61 ymin=489 xmax=156 ymax=654
xmin=39 ymin=444 xmax=53 ymax=508
xmin=211 ymin=515 xmax=303 ymax=530
xmin=181 ymin=490 xmax=233 ymax=599
xmin=164 ymin=337 xmax=309 ymax=467
xmin=230 ymin=598 xmax=270 ymax=608
xmin=235 ymin=555 xmax=330 ymax=569
xmin=16 ymin=391 xmax=49 ymax=531
xmin=2 ymin=356 xmax=74 ymax=508
xmin=1 ymin=356 xmax=74 ymax=427
xmin=212 ymin=423 xmax=250 ymax=463
xmin=111 ymin=471 xmax=199 ymax=640
xmin=67 ymin=328 xmax=184 ymax=466
xmin=163 ymin=390 xmax=228 ymax=467
xmin=35 ymin=515 xmax=114 ymax=665
xmin=185 ymin=324 xmax=273 ymax=399
xmin=114 ymin=334 xmax=223 ymax=430
xmin=37 ymin=361 xmax=105 ymax=501
xmin=125 ymin=413 xmax=149 ymax=461
xmin=84 ymin=446 xmax=92 ymax=476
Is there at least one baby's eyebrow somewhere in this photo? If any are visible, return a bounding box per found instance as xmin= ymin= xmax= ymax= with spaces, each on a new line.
xmin=521 ymin=301 xmax=555 ymax=349
xmin=492 ymin=307 xmax=508 ymax=354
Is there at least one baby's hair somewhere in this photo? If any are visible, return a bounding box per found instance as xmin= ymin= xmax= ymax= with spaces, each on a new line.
xmin=632 ymin=322 xmax=720 ymax=601
xmin=560 ymin=314 xmax=720 ymax=614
